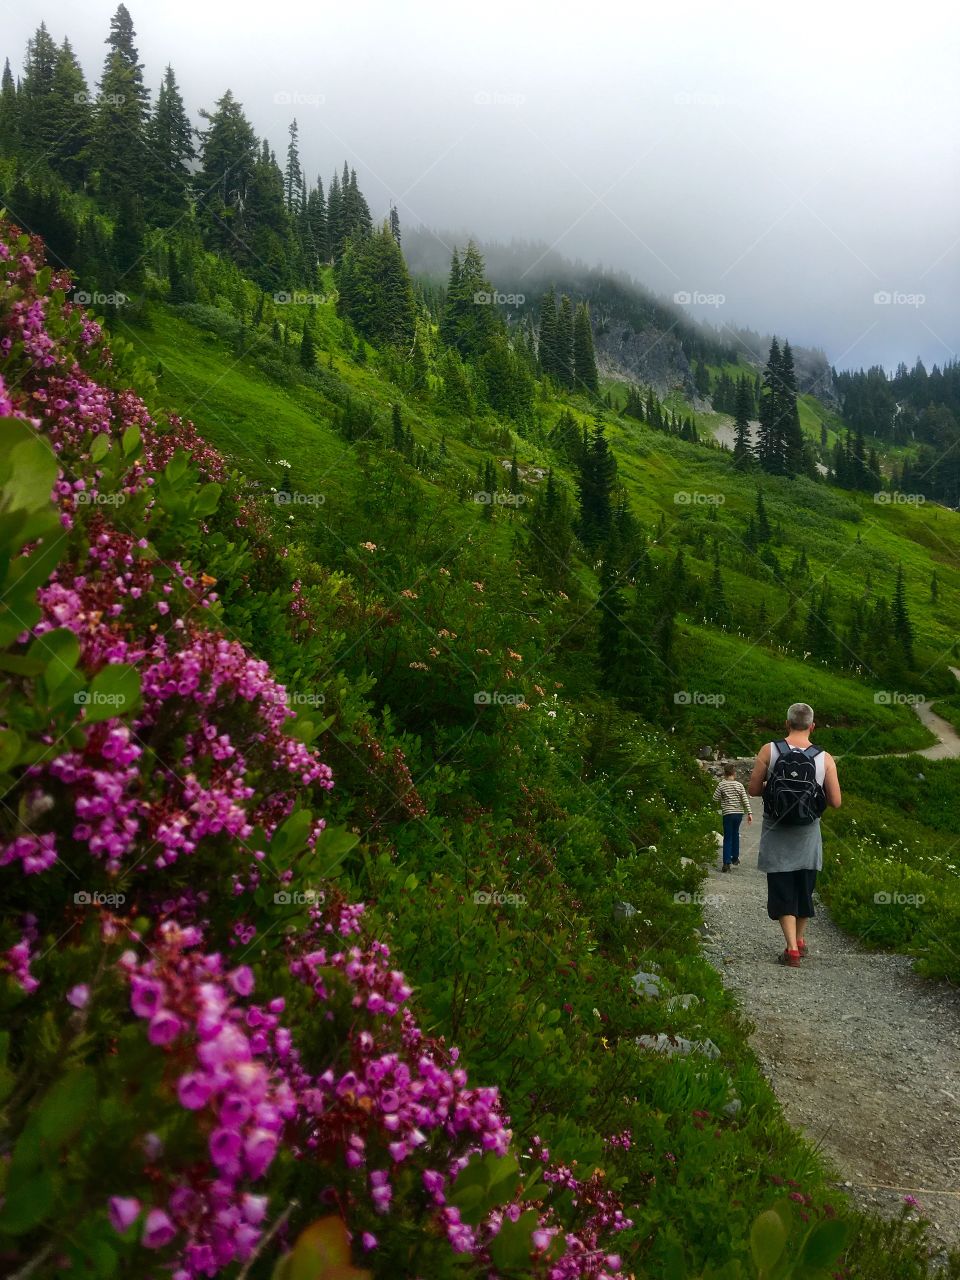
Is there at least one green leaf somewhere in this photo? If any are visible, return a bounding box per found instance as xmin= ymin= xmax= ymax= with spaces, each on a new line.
xmin=82 ymin=664 xmax=141 ymax=723
xmin=750 ymin=1208 xmax=787 ymax=1275
xmin=488 ymin=1208 xmax=539 ymax=1269
xmin=0 ymin=728 xmax=21 ymax=772
xmin=312 ymin=824 xmax=360 ymax=877
xmin=90 ymin=433 xmax=111 ymax=463
xmin=121 ymin=424 xmax=141 ymax=456
xmin=271 ymin=808 xmax=313 ymax=859
xmin=195 ymin=481 xmax=222 ymax=516
xmin=36 ymin=1067 xmax=97 ymax=1145
xmin=0 ymin=1168 xmax=56 ymax=1233
xmin=165 ymin=451 xmax=188 ymax=483
xmin=801 ymin=1218 xmax=850 ymax=1269
xmin=33 ymin=628 xmax=81 ymax=694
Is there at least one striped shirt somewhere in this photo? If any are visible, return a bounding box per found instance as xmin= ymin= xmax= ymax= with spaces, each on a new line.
xmin=712 ymin=779 xmax=751 ymax=816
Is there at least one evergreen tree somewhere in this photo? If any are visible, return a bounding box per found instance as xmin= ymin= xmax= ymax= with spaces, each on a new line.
xmin=891 ymin=563 xmax=914 ymax=666
xmin=306 ymin=176 xmax=327 ymax=263
xmin=145 ymin=65 xmax=195 ymax=223
xmin=755 ymin=487 xmax=772 ymax=542
xmin=521 ymin=470 xmax=576 ymax=592
xmin=284 ymin=118 xmax=304 ymax=213
xmin=0 ymin=58 xmax=19 ymax=154
xmin=391 ymin=404 xmax=404 ymax=450
xmin=732 ymin=377 xmax=754 ymax=467
xmin=49 ymin=39 xmax=93 ymax=186
xmin=336 ymin=222 xmax=416 ymax=348
xmin=299 ymin=322 xmax=316 ymax=370
xmin=556 ymin=294 xmax=575 ymax=388
xmin=196 ymin=90 xmax=258 ymax=256
xmin=440 ymin=241 xmax=497 ymax=360
xmin=577 ymin=420 xmax=617 ymax=549
xmin=93 ymin=4 xmax=151 ymax=209
xmin=573 ymin=301 xmax=599 ymax=394
xmin=18 ymin=24 xmax=60 ymax=163
xmin=389 ymin=204 xmax=401 ymax=245
xmin=537 ymin=290 xmax=559 ymax=381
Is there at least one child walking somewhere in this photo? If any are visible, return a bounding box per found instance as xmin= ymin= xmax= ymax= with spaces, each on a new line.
xmin=712 ymin=764 xmax=752 ymax=871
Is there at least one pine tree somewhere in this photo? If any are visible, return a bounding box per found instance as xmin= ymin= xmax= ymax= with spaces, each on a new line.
xmin=145 ymin=65 xmax=195 ymax=223
xmin=537 ymin=291 xmax=559 ymax=381
xmin=733 ymin=377 xmax=754 ymax=467
xmin=335 ymin=222 xmax=416 ymax=348
xmin=18 ymin=24 xmax=60 ymax=163
xmin=93 ymin=4 xmax=151 ymax=209
xmin=0 ymin=58 xmax=19 ymax=155
xmin=49 ymin=39 xmax=93 ymax=186
xmin=196 ymin=90 xmax=258 ymax=255
xmin=306 ymin=176 xmax=327 ymax=262
xmin=891 ymin=563 xmax=914 ymax=666
xmin=755 ymin=487 xmax=772 ymax=542
xmin=389 ymin=204 xmax=401 ymax=245
xmin=299 ymin=323 xmax=316 ymax=370
xmin=284 ymin=119 xmax=304 ymax=213
xmin=577 ymin=420 xmax=617 ymax=549
xmin=573 ymin=301 xmax=599 ymax=394
xmin=556 ymin=295 xmax=575 ymax=388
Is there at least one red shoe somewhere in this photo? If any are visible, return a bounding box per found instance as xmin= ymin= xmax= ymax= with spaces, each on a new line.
xmin=778 ymin=949 xmax=801 ymax=968
xmin=797 ymin=939 xmax=808 ymax=957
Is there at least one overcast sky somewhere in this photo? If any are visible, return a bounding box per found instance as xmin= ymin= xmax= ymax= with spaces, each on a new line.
xmin=8 ymin=0 xmax=960 ymax=369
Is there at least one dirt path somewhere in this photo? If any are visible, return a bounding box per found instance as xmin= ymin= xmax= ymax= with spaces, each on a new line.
xmin=700 ymin=778 xmax=960 ymax=1255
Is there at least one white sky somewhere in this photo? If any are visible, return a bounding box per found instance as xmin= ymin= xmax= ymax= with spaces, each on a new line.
xmin=8 ymin=0 xmax=960 ymax=369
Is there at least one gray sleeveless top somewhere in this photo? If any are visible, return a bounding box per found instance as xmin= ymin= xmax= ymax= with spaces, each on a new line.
xmin=756 ymin=740 xmax=825 ymax=873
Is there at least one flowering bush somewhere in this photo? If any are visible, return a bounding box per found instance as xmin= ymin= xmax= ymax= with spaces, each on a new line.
xmin=0 ymin=224 xmax=638 ymax=1277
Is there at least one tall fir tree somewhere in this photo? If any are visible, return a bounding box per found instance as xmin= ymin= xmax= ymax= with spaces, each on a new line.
xmin=145 ymin=65 xmax=195 ymax=223
xmin=573 ymin=301 xmax=599 ymax=394
xmin=0 ymin=58 xmax=19 ymax=154
xmin=93 ymin=4 xmax=151 ymax=209
xmin=891 ymin=563 xmax=914 ymax=666
xmin=732 ymin=377 xmax=754 ymax=467
xmin=283 ymin=118 xmax=304 ymax=214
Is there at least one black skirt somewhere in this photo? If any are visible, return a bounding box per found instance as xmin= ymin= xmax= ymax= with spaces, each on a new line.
xmin=766 ymin=868 xmax=818 ymax=920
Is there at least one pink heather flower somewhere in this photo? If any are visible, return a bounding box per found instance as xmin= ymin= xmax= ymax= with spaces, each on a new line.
xmin=904 ymin=1195 xmax=921 ymax=1210
xmin=147 ymin=1009 xmax=182 ymax=1045
xmin=361 ymin=1232 xmax=377 ymax=1250
xmin=142 ymin=1208 xmax=176 ymax=1249
xmin=177 ymin=1072 xmax=213 ymax=1110
xmin=108 ymin=1196 xmax=140 ymax=1234
xmin=210 ymin=1127 xmax=243 ymax=1171
xmin=228 ymin=965 xmax=255 ymax=997
xmin=130 ymin=977 xmax=163 ymax=1018
xmin=66 ymin=983 xmax=90 ymax=1009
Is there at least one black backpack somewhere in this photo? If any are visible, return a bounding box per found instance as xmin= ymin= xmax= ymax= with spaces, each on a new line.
xmin=763 ymin=740 xmax=826 ymax=826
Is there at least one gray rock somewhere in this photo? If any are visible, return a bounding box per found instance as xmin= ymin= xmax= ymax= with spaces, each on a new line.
xmin=632 ymin=969 xmax=662 ymax=999
xmin=613 ymin=901 xmax=638 ymax=921
xmin=635 ymin=1033 xmax=721 ymax=1060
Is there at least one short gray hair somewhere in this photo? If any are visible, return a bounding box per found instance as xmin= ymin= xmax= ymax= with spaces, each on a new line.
xmin=787 ymin=702 xmax=814 ymax=729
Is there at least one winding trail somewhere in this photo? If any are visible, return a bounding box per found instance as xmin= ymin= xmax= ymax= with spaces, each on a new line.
xmin=698 ymin=688 xmax=960 ymax=1254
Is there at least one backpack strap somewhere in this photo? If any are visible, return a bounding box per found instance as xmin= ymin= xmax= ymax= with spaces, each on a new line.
xmin=774 ymin=739 xmax=790 ymax=755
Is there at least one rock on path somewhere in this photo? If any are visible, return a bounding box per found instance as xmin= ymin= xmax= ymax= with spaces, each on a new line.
xmin=701 ymin=795 xmax=960 ymax=1253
